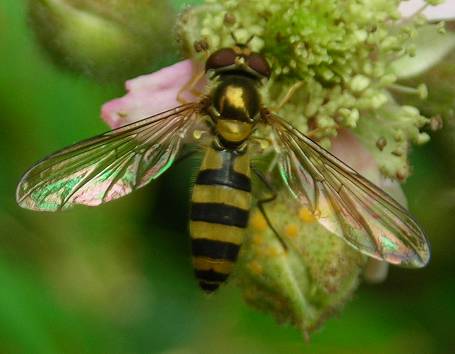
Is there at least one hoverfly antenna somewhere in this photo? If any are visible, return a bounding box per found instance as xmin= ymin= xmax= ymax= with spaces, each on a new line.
xmin=245 ymin=34 xmax=255 ymax=45
xmin=230 ymin=31 xmax=239 ymax=44
xmin=230 ymin=31 xmax=256 ymax=47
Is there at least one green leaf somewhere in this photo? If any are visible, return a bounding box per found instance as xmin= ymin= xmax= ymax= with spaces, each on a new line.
xmin=235 ymin=195 xmax=365 ymax=335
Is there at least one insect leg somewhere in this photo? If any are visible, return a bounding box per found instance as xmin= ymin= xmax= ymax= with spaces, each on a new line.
xmin=177 ymin=69 xmax=206 ymax=104
xmin=250 ymin=135 xmax=281 ymax=176
xmin=251 ymin=166 xmax=288 ymax=251
xmin=174 ymin=149 xmax=199 ymax=166
xmin=272 ymin=81 xmax=303 ymax=111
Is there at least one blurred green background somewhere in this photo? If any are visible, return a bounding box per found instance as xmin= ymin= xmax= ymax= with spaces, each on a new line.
xmin=0 ymin=1 xmax=454 ymax=353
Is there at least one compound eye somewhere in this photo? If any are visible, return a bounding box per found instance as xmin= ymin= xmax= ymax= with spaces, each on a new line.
xmin=247 ymin=53 xmax=271 ymax=78
xmin=205 ymin=48 xmax=237 ymax=72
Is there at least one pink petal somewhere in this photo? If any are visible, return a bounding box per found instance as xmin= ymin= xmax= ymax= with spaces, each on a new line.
xmin=330 ymin=129 xmax=407 ymax=206
xmin=363 ymin=259 xmax=389 ymax=283
xmin=101 ymin=59 xmax=206 ymax=129
xmin=400 ymin=0 xmax=455 ymax=21
xmin=331 ymin=129 xmax=381 ymax=184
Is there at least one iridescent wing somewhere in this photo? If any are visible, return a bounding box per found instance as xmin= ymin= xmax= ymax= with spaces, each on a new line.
xmin=264 ymin=112 xmax=430 ymax=268
xmin=17 ymin=103 xmax=201 ymax=211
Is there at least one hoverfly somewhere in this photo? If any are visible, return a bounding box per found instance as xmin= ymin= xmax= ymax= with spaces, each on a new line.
xmin=17 ymin=43 xmax=430 ymax=293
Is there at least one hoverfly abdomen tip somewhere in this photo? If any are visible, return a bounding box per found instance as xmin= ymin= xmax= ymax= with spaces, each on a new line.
xmin=198 ymin=281 xmax=220 ymax=293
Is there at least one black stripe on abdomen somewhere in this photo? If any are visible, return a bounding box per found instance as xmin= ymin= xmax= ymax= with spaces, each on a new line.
xmin=196 ymin=169 xmax=251 ymax=192
xmin=198 ymin=281 xmax=220 ymax=292
xmin=195 ymin=269 xmax=230 ymax=282
xmin=191 ymin=238 xmax=240 ymax=261
xmin=190 ymin=202 xmax=249 ymax=228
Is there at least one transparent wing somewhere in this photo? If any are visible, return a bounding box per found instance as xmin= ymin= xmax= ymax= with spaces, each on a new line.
xmin=17 ymin=103 xmax=201 ymax=211
xmin=265 ymin=113 xmax=430 ymax=268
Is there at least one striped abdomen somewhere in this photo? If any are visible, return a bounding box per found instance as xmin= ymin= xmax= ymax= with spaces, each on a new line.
xmin=190 ymin=146 xmax=251 ymax=293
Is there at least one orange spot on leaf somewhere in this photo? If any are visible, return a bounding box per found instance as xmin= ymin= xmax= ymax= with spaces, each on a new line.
xmin=299 ymin=207 xmax=317 ymax=223
xmin=284 ymin=224 xmax=299 ymax=238
xmin=250 ymin=211 xmax=268 ymax=231
xmin=248 ymin=260 xmax=263 ymax=275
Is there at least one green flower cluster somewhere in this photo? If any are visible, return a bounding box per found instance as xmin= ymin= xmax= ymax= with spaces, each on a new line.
xmin=179 ymin=0 xmax=440 ymax=180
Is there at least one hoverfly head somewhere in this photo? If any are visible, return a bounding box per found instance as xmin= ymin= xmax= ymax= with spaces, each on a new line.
xmin=205 ymin=33 xmax=271 ymax=80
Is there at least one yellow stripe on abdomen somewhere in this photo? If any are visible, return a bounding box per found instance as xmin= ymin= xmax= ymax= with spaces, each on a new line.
xmin=192 ymin=257 xmax=234 ymax=276
xmin=191 ymin=185 xmax=251 ymax=210
xmin=190 ymin=221 xmax=245 ymax=244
